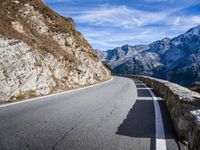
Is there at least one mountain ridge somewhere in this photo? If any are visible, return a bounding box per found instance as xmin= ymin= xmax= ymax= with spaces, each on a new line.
xmin=100 ymin=24 xmax=200 ymax=85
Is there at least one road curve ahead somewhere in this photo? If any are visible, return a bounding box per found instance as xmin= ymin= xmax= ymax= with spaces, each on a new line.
xmin=0 ymin=77 xmax=181 ymax=150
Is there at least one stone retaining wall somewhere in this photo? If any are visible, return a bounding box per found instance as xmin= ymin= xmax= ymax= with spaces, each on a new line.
xmin=126 ymin=75 xmax=200 ymax=150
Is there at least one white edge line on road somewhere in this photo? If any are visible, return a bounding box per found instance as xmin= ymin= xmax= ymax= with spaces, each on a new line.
xmin=0 ymin=77 xmax=113 ymax=108
xmin=140 ymin=81 xmax=167 ymax=150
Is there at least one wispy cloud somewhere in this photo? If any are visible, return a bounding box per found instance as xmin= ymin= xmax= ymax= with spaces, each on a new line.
xmin=44 ymin=0 xmax=200 ymax=50
xmin=145 ymin=0 xmax=168 ymax=2
xmin=73 ymin=5 xmax=168 ymax=28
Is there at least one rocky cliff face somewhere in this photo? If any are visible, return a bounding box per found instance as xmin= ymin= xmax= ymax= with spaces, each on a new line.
xmin=0 ymin=0 xmax=110 ymax=102
xmin=101 ymin=25 xmax=200 ymax=86
xmin=188 ymin=82 xmax=200 ymax=94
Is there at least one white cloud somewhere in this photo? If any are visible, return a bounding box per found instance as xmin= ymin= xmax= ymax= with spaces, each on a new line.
xmin=171 ymin=15 xmax=200 ymax=31
xmin=73 ymin=5 xmax=200 ymax=49
xmin=87 ymin=38 xmax=122 ymax=48
xmin=186 ymin=16 xmax=200 ymax=25
xmin=44 ymin=0 xmax=200 ymax=49
xmin=174 ymin=17 xmax=181 ymax=25
xmin=73 ymin=5 xmax=168 ymax=28
xmin=79 ymin=26 xmax=168 ymax=50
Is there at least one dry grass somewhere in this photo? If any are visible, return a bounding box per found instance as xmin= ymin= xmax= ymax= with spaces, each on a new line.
xmin=31 ymin=0 xmax=99 ymax=61
xmin=15 ymin=90 xmax=25 ymax=100
xmin=28 ymin=90 xmax=37 ymax=98
xmin=0 ymin=0 xmax=109 ymax=103
xmin=0 ymin=0 xmax=100 ymax=63
xmin=0 ymin=0 xmax=76 ymax=60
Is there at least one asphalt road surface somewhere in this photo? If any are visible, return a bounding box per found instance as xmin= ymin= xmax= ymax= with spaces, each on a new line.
xmin=0 ymin=77 xmax=182 ymax=150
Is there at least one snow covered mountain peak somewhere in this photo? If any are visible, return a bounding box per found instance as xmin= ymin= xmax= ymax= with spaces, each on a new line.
xmin=185 ymin=25 xmax=200 ymax=36
xmin=100 ymin=24 xmax=200 ymax=85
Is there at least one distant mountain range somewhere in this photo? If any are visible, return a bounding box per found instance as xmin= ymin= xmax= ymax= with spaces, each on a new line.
xmin=98 ymin=25 xmax=200 ymax=85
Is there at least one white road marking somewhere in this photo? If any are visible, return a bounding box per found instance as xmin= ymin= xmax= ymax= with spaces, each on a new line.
xmin=0 ymin=77 xmax=113 ymax=108
xmin=136 ymin=87 xmax=153 ymax=90
xmin=140 ymin=81 xmax=167 ymax=150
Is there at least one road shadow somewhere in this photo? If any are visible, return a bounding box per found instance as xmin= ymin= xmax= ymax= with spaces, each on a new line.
xmin=116 ymin=99 xmax=156 ymax=150
xmin=158 ymin=100 xmax=180 ymax=140
xmin=134 ymin=79 xmax=179 ymax=140
xmin=137 ymin=89 xmax=152 ymax=97
xmin=116 ymin=79 xmax=181 ymax=149
xmin=133 ymin=79 xmax=152 ymax=97
xmin=136 ymin=84 xmax=146 ymax=88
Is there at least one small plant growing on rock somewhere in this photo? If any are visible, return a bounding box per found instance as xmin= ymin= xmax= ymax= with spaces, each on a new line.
xmin=28 ymin=90 xmax=37 ymax=98
xmin=15 ymin=90 xmax=25 ymax=100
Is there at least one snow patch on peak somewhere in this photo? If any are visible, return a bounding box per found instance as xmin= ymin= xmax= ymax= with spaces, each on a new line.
xmin=185 ymin=25 xmax=200 ymax=36
xmin=100 ymin=24 xmax=200 ymax=85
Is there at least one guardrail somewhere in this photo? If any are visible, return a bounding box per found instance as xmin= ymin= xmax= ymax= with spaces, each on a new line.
xmin=123 ymin=75 xmax=200 ymax=150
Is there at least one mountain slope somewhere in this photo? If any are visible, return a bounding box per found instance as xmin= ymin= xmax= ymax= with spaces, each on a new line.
xmin=101 ymin=25 xmax=200 ymax=85
xmin=0 ymin=0 xmax=110 ymax=102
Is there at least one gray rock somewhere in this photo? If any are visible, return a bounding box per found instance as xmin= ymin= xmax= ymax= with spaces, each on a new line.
xmin=0 ymin=0 xmax=111 ymax=102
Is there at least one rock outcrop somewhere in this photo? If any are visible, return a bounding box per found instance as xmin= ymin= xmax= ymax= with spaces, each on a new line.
xmin=0 ymin=0 xmax=111 ymax=102
xmin=188 ymin=82 xmax=200 ymax=94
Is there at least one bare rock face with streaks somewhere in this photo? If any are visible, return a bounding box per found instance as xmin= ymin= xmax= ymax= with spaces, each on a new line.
xmin=0 ymin=0 xmax=110 ymax=101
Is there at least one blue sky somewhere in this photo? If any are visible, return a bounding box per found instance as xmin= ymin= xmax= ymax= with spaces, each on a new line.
xmin=44 ymin=0 xmax=200 ymax=50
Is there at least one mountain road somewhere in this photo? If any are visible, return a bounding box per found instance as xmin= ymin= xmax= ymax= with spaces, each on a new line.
xmin=0 ymin=77 xmax=181 ymax=150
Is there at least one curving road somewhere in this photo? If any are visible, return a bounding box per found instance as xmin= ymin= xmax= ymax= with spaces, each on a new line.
xmin=0 ymin=77 xmax=181 ymax=150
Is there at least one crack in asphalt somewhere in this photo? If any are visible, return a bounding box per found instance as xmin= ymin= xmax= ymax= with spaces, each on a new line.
xmin=52 ymin=122 xmax=80 ymax=150
xmin=52 ymin=84 xmax=130 ymax=150
xmin=52 ymin=100 xmax=119 ymax=150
